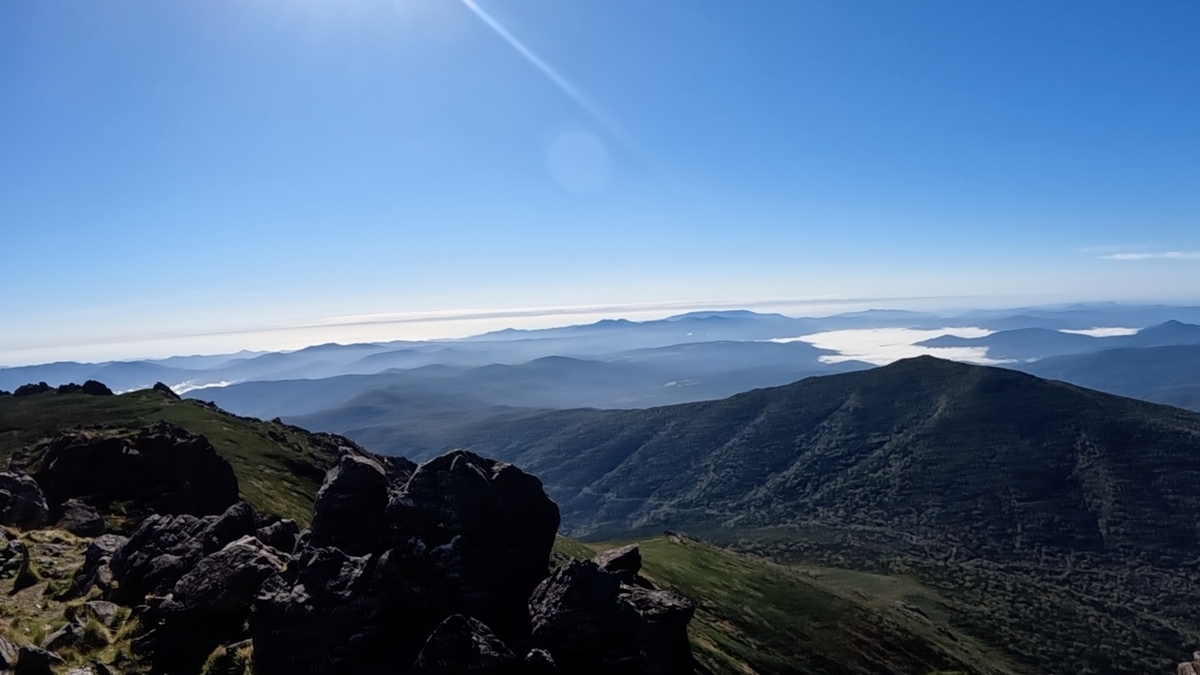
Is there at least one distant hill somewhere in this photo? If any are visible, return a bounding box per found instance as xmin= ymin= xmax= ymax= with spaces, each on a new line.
xmin=320 ymin=356 xmax=1200 ymax=673
xmin=195 ymin=344 xmax=870 ymax=419
xmin=919 ymin=320 xmax=1200 ymax=362
xmin=1021 ymin=344 xmax=1200 ymax=411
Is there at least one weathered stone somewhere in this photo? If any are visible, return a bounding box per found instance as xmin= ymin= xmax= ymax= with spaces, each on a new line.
xmin=250 ymin=546 xmax=386 ymax=675
xmin=524 ymin=648 xmax=558 ymax=674
xmin=14 ymin=646 xmax=64 ymax=675
xmin=12 ymin=382 xmax=51 ymax=397
xmin=528 ymin=560 xmax=695 ymax=675
xmin=80 ymin=380 xmax=113 ymax=396
xmin=69 ymin=534 xmax=127 ymax=596
xmin=592 ymin=545 xmax=641 ymax=583
xmin=56 ymin=499 xmax=106 ymax=537
xmin=82 ymin=600 xmax=122 ymax=628
xmin=307 ymin=453 xmax=389 ymax=556
xmin=0 ymin=635 xmax=17 ymax=670
xmin=42 ymin=619 xmax=84 ymax=651
xmin=145 ymin=537 xmax=285 ymax=672
xmin=411 ymin=615 xmax=519 ymax=675
xmin=0 ymin=473 xmax=50 ymax=530
xmin=255 ymin=518 xmax=300 ymax=554
xmin=109 ymin=502 xmax=257 ymax=604
xmin=9 ymin=423 xmax=239 ymax=524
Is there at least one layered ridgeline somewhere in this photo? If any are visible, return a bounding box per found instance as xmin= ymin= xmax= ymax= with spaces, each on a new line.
xmin=0 ymin=384 xmax=1030 ymax=675
xmin=297 ymin=356 xmax=1200 ymax=673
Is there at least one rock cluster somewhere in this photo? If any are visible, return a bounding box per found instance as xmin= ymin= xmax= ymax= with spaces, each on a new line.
xmin=2 ymin=425 xmax=697 ymax=675
xmin=10 ymin=422 xmax=239 ymax=525
xmin=246 ymin=449 xmax=696 ymax=675
xmin=0 ymin=473 xmax=50 ymax=530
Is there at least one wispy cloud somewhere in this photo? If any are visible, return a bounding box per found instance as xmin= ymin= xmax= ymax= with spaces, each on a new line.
xmin=1099 ymin=251 xmax=1200 ymax=261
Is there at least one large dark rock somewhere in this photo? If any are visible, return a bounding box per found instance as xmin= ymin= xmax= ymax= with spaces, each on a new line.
xmin=251 ymin=450 xmax=561 ymax=675
xmin=255 ymin=518 xmax=300 ymax=554
xmin=81 ymin=380 xmax=113 ymax=396
xmin=144 ymin=536 xmax=286 ymax=672
xmin=13 ymin=646 xmax=64 ymax=675
xmin=385 ymin=450 xmax=561 ymax=635
xmin=592 ymin=545 xmax=642 ymax=583
xmin=307 ymin=453 xmax=389 ymax=556
xmin=0 ymin=473 xmax=50 ymax=530
xmin=69 ymin=534 xmax=127 ymax=596
xmin=109 ymin=502 xmax=257 ymax=604
xmin=411 ymin=615 xmax=519 ymax=675
xmin=10 ymin=422 xmax=239 ymax=523
xmin=12 ymin=382 xmax=51 ymax=397
xmin=56 ymin=499 xmax=106 ymax=537
xmin=528 ymin=560 xmax=695 ymax=675
xmin=250 ymin=546 xmax=387 ymax=675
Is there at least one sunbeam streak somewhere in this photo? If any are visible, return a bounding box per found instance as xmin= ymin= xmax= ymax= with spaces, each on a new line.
xmin=458 ymin=0 xmax=640 ymax=155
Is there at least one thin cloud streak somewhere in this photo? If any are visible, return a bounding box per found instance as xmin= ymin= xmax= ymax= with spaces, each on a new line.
xmin=1100 ymin=251 xmax=1200 ymax=261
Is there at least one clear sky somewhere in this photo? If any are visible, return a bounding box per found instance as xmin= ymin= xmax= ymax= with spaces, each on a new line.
xmin=3 ymin=0 xmax=1199 ymax=364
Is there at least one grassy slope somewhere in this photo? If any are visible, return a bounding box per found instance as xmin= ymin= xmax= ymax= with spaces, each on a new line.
xmin=555 ymin=535 xmax=1025 ymax=675
xmin=0 ymin=390 xmax=343 ymax=523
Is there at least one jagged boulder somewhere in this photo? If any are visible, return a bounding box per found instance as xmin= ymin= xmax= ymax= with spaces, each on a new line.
xmin=306 ymin=453 xmax=389 ymax=556
xmin=13 ymin=382 xmax=51 ymax=397
xmin=10 ymin=422 xmax=239 ymax=523
xmin=13 ymin=646 xmax=65 ymax=675
xmin=69 ymin=534 xmax=127 ymax=596
xmin=251 ymin=450 xmax=561 ymax=675
xmin=0 ymin=473 xmax=50 ymax=530
xmin=411 ymin=615 xmax=519 ymax=675
xmin=108 ymin=502 xmax=257 ymax=604
xmin=592 ymin=545 xmax=642 ymax=584
xmin=250 ymin=546 xmax=388 ymax=675
xmin=144 ymin=536 xmax=286 ymax=671
xmin=81 ymin=380 xmax=113 ymax=396
xmin=56 ymin=499 xmax=106 ymax=537
xmin=528 ymin=560 xmax=695 ymax=675
xmin=255 ymin=518 xmax=300 ymax=554
xmin=385 ymin=450 xmax=561 ymax=633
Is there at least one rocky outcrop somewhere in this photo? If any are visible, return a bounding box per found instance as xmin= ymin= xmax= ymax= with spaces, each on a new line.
xmin=0 ymin=473 xmax=50 ymax=530
xmin=593 ymin=544 xmax=642 ymax=584
xmin=306 ymin=453 xmax=389 ymax=555
xmin=10 ymin=422 xmax=239 ymax=524
xmin=255 ymin=518 xmax=300 ymax=554
xmin=55 ymin=499 xmax=105 ymax=537
xmin=251 ymin=450 xmax=565 ymax=674
xmin=69 ymin=534 xmax=127 ymax=596
xmin=411 ymin=615 xmax=519 ymax=675
xmin=142 ymin=536 xmax=286 ymax=671
xmin=12 ymin=383 xmax=51 ymax=397
xmin=53 ymin=381 xmax=112 ymax=396
xmin=528 ymin=560 xmax=695 ymax=675
xmin=151 ymin=382 xmax=180 ymax=399
xmin=108 ymin=502 xmax=257 ymax=604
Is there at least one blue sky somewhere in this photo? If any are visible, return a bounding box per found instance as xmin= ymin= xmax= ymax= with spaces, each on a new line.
xmin=2 ymin=0 xmax=1199 ymax=364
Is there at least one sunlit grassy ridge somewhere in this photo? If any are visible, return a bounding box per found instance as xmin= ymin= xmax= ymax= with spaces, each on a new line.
xmin=0 ymin=389 xmax=343 ymax=523
xmin=556 ymin=535 xmax=1024 ymax=675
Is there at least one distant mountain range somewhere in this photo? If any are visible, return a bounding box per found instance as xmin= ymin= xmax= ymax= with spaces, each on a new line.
xmin=292 ymin=356 xmax=1200 ymax=673
xmin=5 ymin=305 xmax=1200 ymax=423
xmin=921 ymin=319 xmax=1200 ymax=361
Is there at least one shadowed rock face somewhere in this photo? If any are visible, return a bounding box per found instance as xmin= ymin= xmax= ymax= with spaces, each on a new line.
xmin=0 ymin=473 xmax=49 ymax=530
xmin=251 ymin=448 xmax=696 ymax=675
xmin=10 ymin=422 xmax=239 ymax=524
